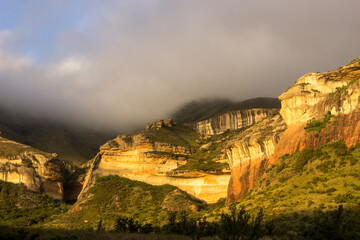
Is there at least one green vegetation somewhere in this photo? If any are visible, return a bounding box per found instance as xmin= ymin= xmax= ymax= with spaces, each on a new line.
xmin=0 ymin=180 xmax=67 ymax=227
xmin=304 ymin=111 xmax=334 ymax=134
xmin=229 ymin=139 xmax=360 ymax=238
xmin=329 ymin=75 xmax=360 ymax=98
xmin=142 ymin=123 xmax=234 ymax=172
xmin=0 ymin=137 xmax=52 ymax=158
xmin=143 ymin=124 xmax=199 ymax=148
xmin=52 ymin=175 xmax=204 ymax=230
xmin=176 ymin=159 xmax=228 ymax=172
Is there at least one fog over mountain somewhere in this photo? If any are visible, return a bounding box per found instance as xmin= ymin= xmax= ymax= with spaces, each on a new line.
xmin=0 ymin=0 xmax=359 ymax=131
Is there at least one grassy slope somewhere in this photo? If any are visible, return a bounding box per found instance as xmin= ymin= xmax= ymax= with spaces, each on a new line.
xmin=0 ymin=136 xmax=52 ymax=158
xmin=50 ymin=175 xmax=205 ymax=230
xmin=0 ymin=181 xmax=67 ymax=227
xmin=227 ymin=139 xmax=360 ymax=234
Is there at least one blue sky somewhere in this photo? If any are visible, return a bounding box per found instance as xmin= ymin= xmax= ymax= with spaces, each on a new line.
xmin=0 ymin=0 xmax=84 ymax=60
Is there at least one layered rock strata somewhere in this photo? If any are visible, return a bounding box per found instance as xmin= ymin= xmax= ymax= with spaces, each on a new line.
xmin=79 ymin=133 xmax=230 ymax=203
xmin=226 ymin=57 xmax=360 ymax=203
xmin=0 ymin=136 xmax=65 ymax=200
xmin=225 ymin=114 xmax=286 ymax=202
xmin=195 ymin=109 xmax=274 ymax=135
xmin=272 ymin=57 xmax=360 ymax=162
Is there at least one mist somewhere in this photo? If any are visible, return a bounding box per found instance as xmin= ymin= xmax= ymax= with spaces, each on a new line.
xmin=0 ymin=0 xmax=359 ymax=132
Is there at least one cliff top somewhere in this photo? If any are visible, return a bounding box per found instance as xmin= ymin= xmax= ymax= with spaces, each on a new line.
xmin=280 ymin=57 xmax=360 ymax=101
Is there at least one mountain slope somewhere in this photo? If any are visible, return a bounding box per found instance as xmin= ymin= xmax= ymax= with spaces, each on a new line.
xmin=172 ymin=97 xmax=280 ymax=123
xmin=0 ymin=106 xmax=113 ymax=166
xmin=226 ymin=57 xmax=360 ymax=203
xmin=50 ymin=175 xmax=204 ymax=230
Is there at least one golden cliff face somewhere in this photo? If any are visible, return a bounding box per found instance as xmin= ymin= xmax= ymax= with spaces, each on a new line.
xmin=194 ymin=109 xmax=274 ymax=135
xmin=79 ymin=131 xmax=230 ymax=203
xmin=226 ymin=58 xmax=360 ymax=203
xmin=225 ymin=114 xmax=286 ymax=202
xmin=0 ymin=136 xmax=64 ymax=200
xmin=280 ymin=58 xmax=360 ymax=126
xmin=272 ymin=58 xmax=360 ymax=162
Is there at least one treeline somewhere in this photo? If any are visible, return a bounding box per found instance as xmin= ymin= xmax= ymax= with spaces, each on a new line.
xmin=110 ymin=204 xmax=358 ymax=240
xmin=112 ymin=205 xmax=265 ymax=240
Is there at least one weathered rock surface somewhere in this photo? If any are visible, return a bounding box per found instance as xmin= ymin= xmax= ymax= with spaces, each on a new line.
xmin=225 ymin=114 xmax=286 ymax=202
xmin=280 ymin=58 xmax=360 ymax=126
xmin=79 ymin=132 xmax=230 ymax=203
xmin=145 ymin=119 xmax=176 ymax=130
xmin=0 ymin=136 xmax=65 ymax=200
xmin=194 ymin=109 xmax=274 ymax=135
xmin=226 ymin=58 xmax=360 ymax=203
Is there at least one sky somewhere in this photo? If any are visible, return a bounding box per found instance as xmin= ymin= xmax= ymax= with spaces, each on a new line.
xmin=0 ymin=0 xmax=360 ymax=131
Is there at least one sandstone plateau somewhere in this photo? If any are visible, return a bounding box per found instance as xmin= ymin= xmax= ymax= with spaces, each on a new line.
xmin=78 ymin=128 xmax=231 ymax=203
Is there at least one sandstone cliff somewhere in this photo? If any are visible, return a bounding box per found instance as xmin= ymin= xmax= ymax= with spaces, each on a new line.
xmin=0 ymin=135 xmax=65 ymax=200
xmin=194 ymin=108 xmax=274 ymax=135
xmin=225 ymin=114 xmax=286 ymax=202
xmin=225 ymin=57 xmax=360 ymax=203
xmin=79 ymin=123 xmax=230 ymax=203
xmin=272 ymin=57 xmax=360 ymax=161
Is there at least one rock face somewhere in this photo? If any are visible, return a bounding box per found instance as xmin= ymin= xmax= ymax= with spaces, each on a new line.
xmin=225 ymin=114 xmax=286 ymax=202
xmin=79 ymin=132 xmax=230 ymax=203
xmin=280 ymin=58 xmax=360 ymax=126
xmin=194 ymin=109 xmax=274 ymax=135
xmin=0 ymin=136 xmax=65 ymax=200
xmin=226 ymin=57 xmax=360 ymax=203
xmin=272 ymin=57 xmax=360 ymax=161
xmin=145 ymin=119 xmax=176 ymax=130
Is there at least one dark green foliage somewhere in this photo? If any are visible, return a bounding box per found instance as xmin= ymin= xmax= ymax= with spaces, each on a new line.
xmin=62 ymin=175 xmax=204 ymax=229
xmin=217 ymin=205 xmax=264 ymax=240
xmin=175 ymin=159 xmax=228 ymax=172
xmin=0 ymin=181 xmax=66 ymax=227
xmin=143 ymin=124 xmax=199 ymax=148
xmin=304 ymin=111 xmax=334 ymax=134
xmin=42 ymin=235 xmax=78 ymax=240
xmin=114 ymin=216 xmax=140 ymax=233
xmin=294 ymin=148 xmax=317 ymax=172
xmin=328 ymin=75 xmax=360 ymax=98
xmin=334 ymin=193 xmax=357 ymax=204
xmin=298 ymin=205 xmax=359 ymax=240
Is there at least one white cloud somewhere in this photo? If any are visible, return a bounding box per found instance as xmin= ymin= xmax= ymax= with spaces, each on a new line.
xmin=0 ymin=1 xmax=360 ymax=131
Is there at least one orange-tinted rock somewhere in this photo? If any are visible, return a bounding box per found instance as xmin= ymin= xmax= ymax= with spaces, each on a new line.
xmin=225 ymin=115 xmax=286 ymax=203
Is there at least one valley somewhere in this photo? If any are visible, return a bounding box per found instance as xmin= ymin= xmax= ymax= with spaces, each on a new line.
xmin=1 ymin=58 xmax=360 ymax=239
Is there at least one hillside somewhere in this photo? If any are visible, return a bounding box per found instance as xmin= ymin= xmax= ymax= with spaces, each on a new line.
xmin=50 ymin=175 xmax=205 ymax=230
xmin=171 ymin=97 xmax=280 ymax=123
xmin=226 ymin=139 xmax=360 ymax=238
xmin=0 ymin=180 xmax=67 ymax=227
xmin=0 ymin=106 xmax=113 ymax=166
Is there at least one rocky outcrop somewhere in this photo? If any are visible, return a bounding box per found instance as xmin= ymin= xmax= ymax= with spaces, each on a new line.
xmin=194 ymin=109 xmax=274 ymax=135
xmin=146 ymin=119 xmax=176 ymax=130
xmin=272 ymin=57 xmax=360 ymax=162
xmin=280 ymin=58 xmax=360 ymax=126
xmin=79 ymin=132 xmax=230 ymax=203
xmin=226 ymin=58 xmax=360 ymax=203
xmin=225 ymin=114 xmax=286 ymax=202
xmin=0 ymin=136 xmax=65 ymax=200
